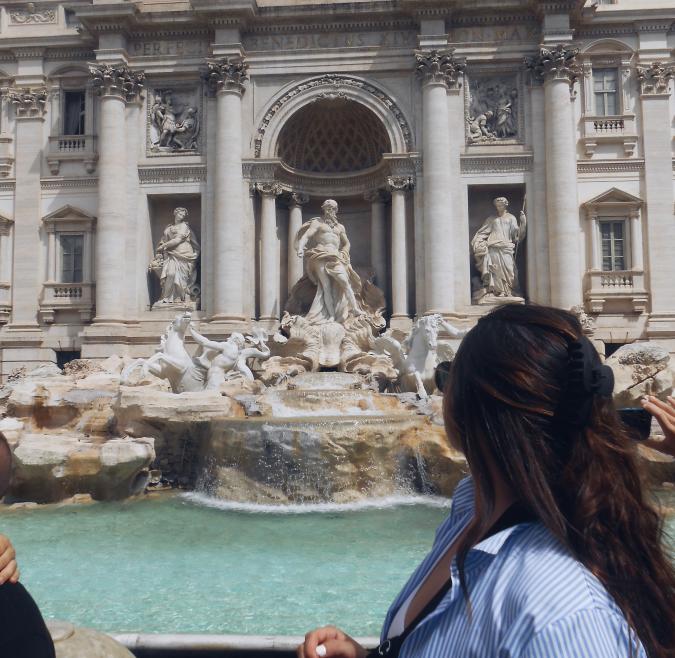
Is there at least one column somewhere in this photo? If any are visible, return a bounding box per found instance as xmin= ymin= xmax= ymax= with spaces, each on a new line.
xmin=256 ymin=182 xmax=283 ymax=322
xmin=287 ymin=192 xmax=309 ymax=291
xmin=205 ymin=57 xmax=249 ymax=323
xmin=387 ymin=177 xmax=414 ymax=322
xmin=416 ymin=50 xmax=465 ymax=315
xmin=637 ymin=62 xmax=675 ymax=333
xmin=527 ymin=45 xmax=582 ymax=310
xmin=365 ymin=190 xmax=389 ymax=297
xmin=629 ymin=210 xmax=643 ymax=273
xmin=8 ymin=87 xmax=48 ymax=328
xmin=89 ymin=64 xmax=144 ymax=324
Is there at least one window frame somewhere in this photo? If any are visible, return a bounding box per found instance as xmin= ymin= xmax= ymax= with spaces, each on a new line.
xmin=599 ymin=218 xmax=629 ymax=272
xmin=592 ymin=67 xmax=620 ymax=117
xmin=59 ymin=233 xmax=85 ymax=284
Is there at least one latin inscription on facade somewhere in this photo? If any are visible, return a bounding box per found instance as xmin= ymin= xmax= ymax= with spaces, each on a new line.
xmin=131 ymin=40 xmax=208 ymax=57
xmin=449 ymin=24 xmax=540 ymax=43
xmin=243 ymin=31 xmax=416 ymax=51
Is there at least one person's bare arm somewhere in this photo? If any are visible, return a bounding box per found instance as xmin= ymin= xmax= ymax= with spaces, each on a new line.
xmin=641 ymin=395 xmax=675 ymax=457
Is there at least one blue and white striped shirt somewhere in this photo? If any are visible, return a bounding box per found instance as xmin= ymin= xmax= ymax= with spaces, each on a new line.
xmin=381 ymin=477 xmax=645 ymax=657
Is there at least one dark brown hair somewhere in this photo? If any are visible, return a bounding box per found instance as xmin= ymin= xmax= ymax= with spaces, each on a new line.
xmin=443 ymin=304 xmax=675 ymax=657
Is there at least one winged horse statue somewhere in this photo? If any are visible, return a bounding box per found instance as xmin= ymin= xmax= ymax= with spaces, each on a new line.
xmin=372 ymin=314 xmax=467 ymax=398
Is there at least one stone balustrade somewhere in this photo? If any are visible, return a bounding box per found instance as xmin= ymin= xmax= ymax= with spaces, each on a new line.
xmin=585 ymin=269 xmax=648 ymax=314
xmin=40 ymin=281 xmax=95 ymax=323
xmin=46 ymin=134 xmax=97 ymax=175
xmin=581 ymin=114 xmax=637 ymax=157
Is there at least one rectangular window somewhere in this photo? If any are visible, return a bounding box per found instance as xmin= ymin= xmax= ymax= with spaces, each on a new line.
xmin=600 ymin=220 xmax=627 ymax=272
xmin=593 ymin=68 xmax=619 ymax=116
xmin=63 ymin=90 xmax=85 ymax=135
xmin=60 ymin=234 xmax=84 ymax=283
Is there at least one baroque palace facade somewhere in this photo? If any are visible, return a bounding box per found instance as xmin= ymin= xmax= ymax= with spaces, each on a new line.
xmin=0 ymin=0 xmax=673 ymax=374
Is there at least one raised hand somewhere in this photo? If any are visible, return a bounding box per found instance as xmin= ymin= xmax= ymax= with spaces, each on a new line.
xmin=641 ymin=395 xmax=675 ymax=458
xmin=0 ymin=534 xmax=20 ymax=584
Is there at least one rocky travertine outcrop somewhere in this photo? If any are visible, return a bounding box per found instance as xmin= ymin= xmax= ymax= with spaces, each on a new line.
xmin=48 ymin=621 xmax=134 ymax=658
xmin=607 ymin=343 xmax=674 ymax=407
xmin=0 ymin=362 xmax=160 ymax=503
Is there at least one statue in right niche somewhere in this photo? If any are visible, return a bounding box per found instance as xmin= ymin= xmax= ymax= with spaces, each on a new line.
xmin=471 ymin=196 xmax=526 ymax=303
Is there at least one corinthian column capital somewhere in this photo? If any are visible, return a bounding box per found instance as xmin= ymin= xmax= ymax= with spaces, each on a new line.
xmin=89 ymin=63 xmax=145 ymax=102
xmin=525 ymin=44 xmax=581 ymax=88
xmin=637 ymin=62 xmax=674 ymax=96
xmin=386 ymin=176 xmax=415 ymax=192
xmin=8 ymin=87 xmax=47 ymax=118
xmin=415 ymin=49 xmax=466 ymax=89
xmin=203 ymin=57 xmax=249 ymax=96
xmin=254 ymin=182 xmax=283 ymax=197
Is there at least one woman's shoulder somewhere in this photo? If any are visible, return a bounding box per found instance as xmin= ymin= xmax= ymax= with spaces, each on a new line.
xmin=496 ymin=523 xmax=624 ymax=626
xmin=492 ymin=524 xmax=643 ymax=655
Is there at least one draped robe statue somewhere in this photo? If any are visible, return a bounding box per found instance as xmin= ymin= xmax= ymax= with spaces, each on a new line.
xmin=151 ymin=207 xmax=200 ymax=305
xmin=471 ymin=196 xmax=526 ymax=301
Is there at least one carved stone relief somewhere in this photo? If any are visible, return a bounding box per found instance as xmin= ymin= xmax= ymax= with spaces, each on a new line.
xmin=466 ymin=75 xmax=520 ymax=144
xmin=148 ymin=87 xmax=202 ymax=154
xmin=636 ymin=62 xmax=674 ymax=96
xmin=8 ymin=87 xmax=48 ymax=118
xmin=9 ymin=3 xmax=56 ymax=24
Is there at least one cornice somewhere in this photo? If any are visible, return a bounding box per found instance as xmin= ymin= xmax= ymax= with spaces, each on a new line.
xmin=40 ymin=177 xmax=98 ymax=190
xmin=0 ymin=181 xmax=15 ymax=193
xmin=138 ymin=166 xmax=206 ymax=184
xmin=460 ymin=154 xmax=533 ymax=174
xmin=128 ymin=28 xmax=211 ymax=40
xmin=12 ymin=47 xmax=45 ymax=60
xmin=577 ymin=160 xmax=644 ymax=174
xmin=449 ymin=14 xmax=538 ymax=28
xmin=45 ymin=48 xmax=95 ymax=61
xmin=245 ymin=18 xmax=415 ymax=34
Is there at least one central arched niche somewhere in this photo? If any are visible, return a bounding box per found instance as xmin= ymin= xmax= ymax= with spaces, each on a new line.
xmin=277 ymin=98 xmax=391 ymax=174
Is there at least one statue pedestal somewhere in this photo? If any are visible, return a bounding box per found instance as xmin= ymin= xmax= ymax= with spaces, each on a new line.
xmin=473 ymin=291 xmax=525 ymax=306
xmin=151 ymin=300 xmax=197 ymax=312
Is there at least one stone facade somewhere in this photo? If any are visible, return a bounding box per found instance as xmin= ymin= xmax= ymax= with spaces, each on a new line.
xmin=0 ymin=0 xmax=674 ymax=375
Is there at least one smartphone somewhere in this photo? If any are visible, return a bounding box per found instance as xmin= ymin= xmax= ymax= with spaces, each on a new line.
xmin=618 ymin=408 xmax=652 ymax=441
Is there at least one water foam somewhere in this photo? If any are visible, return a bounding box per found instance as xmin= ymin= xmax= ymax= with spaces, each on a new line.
xmin=181 ymin=491 xmax=451 ymax=514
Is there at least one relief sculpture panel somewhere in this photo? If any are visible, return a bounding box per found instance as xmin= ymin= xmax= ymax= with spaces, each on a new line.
xmin=465 ymin=74 xmax=521 ymax=144
xmin=147 ymin=86 xmax=202 ymax=155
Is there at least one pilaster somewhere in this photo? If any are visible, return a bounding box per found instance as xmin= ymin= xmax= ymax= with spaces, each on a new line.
xmin=415 ymin=48 xmax=466 ymax=316
xmin=637 ymin=62 xmax=675 ymax=335
xmin=88 ymin=63 xmax=145 ymax=325
xmin=527 ymin=44 xmax=583 ymax=310
xmin=8 ymin=86 xmax=48 ymax=330
xmin=204 ymin=56 xmax=250 ymax=326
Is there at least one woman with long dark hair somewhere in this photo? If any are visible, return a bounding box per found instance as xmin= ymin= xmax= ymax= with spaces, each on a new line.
xmin=298 ymin=304 xmax=675 ymax=658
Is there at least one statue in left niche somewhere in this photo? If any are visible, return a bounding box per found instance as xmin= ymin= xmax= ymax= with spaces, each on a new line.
xmin=121 ymin=312 xmax=271 ymax=394
xmin=149 ymin=207 xmax=200 ymax=307
xmin=149 ymin=89 xmax=200 ymax=152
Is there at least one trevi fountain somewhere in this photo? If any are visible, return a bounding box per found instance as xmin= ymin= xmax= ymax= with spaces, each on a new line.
xmin=1 ymin=198 xmax=674 ymax=657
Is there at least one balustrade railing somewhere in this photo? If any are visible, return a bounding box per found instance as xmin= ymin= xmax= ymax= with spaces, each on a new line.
xmin=593 ymin=118 xmax=624 ymax=133
xmin=600 ymin=270 xmax=633 ymax=289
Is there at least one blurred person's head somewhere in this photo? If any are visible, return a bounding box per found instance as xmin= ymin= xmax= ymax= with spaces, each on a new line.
xmin=442 ymin=304 xmax=675 ymax=658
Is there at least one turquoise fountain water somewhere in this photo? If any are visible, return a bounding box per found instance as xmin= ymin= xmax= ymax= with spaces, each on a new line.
xmin=2 ymin=491 xmax=673 ymax=637
xmin=0 ymin=494 xmax=450 ymax=636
